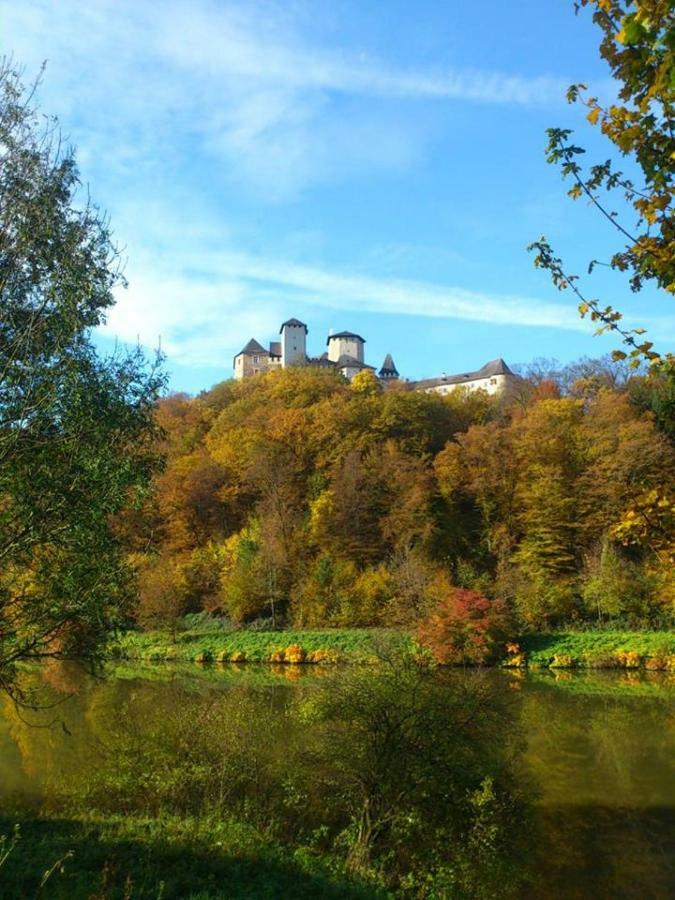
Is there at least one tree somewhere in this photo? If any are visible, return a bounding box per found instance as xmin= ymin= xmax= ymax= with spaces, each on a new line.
xmin=417 ymin=588 xmax=512 ymax=665
xmin=307 ymin=655 xmax=526 ymax=892
xmin=135 ymin=555 xmax=189 ymax=641
xmin=0 ymin=63 xmax=164 ymax=693
xmin=529 ymin=1 xmax=674 ymax=369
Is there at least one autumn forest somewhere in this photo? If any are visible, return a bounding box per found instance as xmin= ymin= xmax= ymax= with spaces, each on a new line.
xmin=121 ymin=360 xmax=674 ymax=642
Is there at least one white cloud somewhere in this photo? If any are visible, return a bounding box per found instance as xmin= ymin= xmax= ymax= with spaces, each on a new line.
xmin=7 ymin=0 xmax=653 ymax=382
xmin=2 ymin=0 xmax=574 ymax=198
xmin=103 ymin=237 xmax=588 ymax=368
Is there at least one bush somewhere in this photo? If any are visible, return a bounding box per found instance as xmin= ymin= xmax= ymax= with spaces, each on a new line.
xmin=417 ymin=588 xmax=512 ymax=665
xmin=307 ymin=649 xmax=342 ymax=665
xmin=550 ymin=654 xmax=575 ymax=669
xmin=615 ymin=650 xmax=642 ymax=669
xmin=284 ymin=644 xmax=306 ymax=664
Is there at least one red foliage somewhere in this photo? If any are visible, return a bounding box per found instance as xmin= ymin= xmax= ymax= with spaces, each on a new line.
xmin=531 ymin=379 xmax=561 ymax=403
xmin=417 ymin=588 xmax=511 ymax=665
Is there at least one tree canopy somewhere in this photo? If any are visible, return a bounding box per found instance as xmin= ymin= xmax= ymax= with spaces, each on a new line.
xmin=0 ymin=62 xmax=164 ymax=692
xmin=123 ymin=362 xmax=674 ymax=635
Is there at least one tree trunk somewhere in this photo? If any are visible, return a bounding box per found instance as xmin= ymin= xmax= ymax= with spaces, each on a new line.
xmin=346 ymin=800 xmax=377 ymax=874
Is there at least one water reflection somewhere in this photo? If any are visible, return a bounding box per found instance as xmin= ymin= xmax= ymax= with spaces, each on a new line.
xmin=1 ymin=664 xmax=674 ymax=897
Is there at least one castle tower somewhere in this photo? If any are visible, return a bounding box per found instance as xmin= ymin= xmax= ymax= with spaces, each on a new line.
xmin=378 ymin=353 xmax=399 ymax=380
xmin=327 ymin=331 xmax=365 ymax=363
xmin=280 ymin=318 xmax=308 ymax=368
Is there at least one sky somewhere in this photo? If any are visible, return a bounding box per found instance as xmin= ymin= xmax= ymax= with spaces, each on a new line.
xmin=2 ymin=0 xmax=672 ymax=393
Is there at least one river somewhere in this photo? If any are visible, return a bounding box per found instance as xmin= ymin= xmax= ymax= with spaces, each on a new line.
xmin=0 ymin=664 xmax=674 ymax=897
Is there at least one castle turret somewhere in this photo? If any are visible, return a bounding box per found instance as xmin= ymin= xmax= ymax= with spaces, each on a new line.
xmin=378 ymin=353 xmax=399 ymax=380
xmin=280 ymin=318 xmax=308 ymax=368
xmin=327 ymin=331 xmax=365 ymax=364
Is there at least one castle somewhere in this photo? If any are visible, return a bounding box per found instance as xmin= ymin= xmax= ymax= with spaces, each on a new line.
xmin=233 ymin=318 xmax=518 ymax=396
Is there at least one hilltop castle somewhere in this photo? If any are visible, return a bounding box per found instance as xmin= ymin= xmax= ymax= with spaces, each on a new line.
xmin=234 ymin=318 xmax=517 ymax=396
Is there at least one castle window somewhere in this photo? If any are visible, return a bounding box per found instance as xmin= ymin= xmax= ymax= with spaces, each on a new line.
xmin=253 ymin=355 xmax=259 ymax=364
xmin=489 ymin=378 xmax=497 ymax=385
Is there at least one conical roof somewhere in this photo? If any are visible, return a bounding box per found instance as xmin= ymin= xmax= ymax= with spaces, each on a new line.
xmin=379 ymin=353 xmax=399 ymax=378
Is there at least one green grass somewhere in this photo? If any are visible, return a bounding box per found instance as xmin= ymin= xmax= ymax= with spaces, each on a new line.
xmin=515 ymin=631 xmax=675 ymax=669
xmin=112 ymin=626 xmax=675 ymax=671
xmin=112 ymin=627 xmax=409 ymax=665
xmin=0 ymin=813 xmax=382 ymax=899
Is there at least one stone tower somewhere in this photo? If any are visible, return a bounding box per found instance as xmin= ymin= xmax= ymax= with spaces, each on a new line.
xmin=326 ymin=331 xmax=365 ymax=363
xmin=280 ymin=318 xmax=308 ymax=368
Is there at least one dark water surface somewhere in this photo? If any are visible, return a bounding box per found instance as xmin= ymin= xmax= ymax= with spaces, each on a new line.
xmin=1 ymin=664 xmax=674 ymax=897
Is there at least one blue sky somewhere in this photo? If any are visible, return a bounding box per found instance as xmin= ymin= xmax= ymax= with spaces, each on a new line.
xmin=3 ymin=0 xmax=672 ymax=392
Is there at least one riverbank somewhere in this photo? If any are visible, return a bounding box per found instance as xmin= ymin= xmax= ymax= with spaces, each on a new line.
xmin=111 ymin=626 xmax=675 ymax=670
xmin=112 ymin=627 xmax=409 ymax=665
xmin=516 ymin=631 xmax=675 ymax=670
xmin=0 ymin=812 xmax=380 ymax=899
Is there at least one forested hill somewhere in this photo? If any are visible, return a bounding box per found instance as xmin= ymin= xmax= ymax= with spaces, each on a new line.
xmin=119 ymin=361 xmax=674 ymax=633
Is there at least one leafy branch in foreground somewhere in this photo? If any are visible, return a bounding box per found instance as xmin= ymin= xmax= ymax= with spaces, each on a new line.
xmin=0 ymin=60 xmax=165 ymax=697
xmin=529 ymin=0 xmax=674 ymax=366
xmin=528 ymin=236 xmax=660 ymax=366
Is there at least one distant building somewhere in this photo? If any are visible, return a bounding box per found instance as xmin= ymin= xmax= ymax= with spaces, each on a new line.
xmin=280 ymin=318 xmax=307 ymax=368
xmin=378 ymin=353 xmax=399 ymax=381
xmin=233 ymin=318 xmax=518 ymax=394
xmin=412 ymin=358 xmax=517 ymax=396
xmin=234 ymin=319 xmax=378 ymax=382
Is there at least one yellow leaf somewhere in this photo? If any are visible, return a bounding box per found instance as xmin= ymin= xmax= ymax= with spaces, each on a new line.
xmin=587 ymin=107 xmax=601 ymax=125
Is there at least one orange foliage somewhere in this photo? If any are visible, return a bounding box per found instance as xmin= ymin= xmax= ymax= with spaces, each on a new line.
xmin=417 ymin=588 xmax=512 ymax=666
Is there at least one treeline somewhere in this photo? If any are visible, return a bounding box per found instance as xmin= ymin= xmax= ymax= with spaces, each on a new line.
xmin=119 ymin=358 xmax=675 ymax=633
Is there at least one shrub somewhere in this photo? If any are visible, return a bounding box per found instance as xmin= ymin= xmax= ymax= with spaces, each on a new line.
xmin=645 ymin=655 xmax=667 ymax=671
xmin=550 ymin=654 xmax=575 ymax=669
xmin=501 ymin=642 xmax=527 ymax=668
xmin=194 ymin=650 xmax=213 ymax=664
xmin=502 ymin=653 xmax=527 ymax=668
xmin=229 ymin=651 xmax=246 ymax=663
xmin=615 ymin=650 xmax=642 ymax=669
xmin=644 ymin=643 xmax=672 ymax=671
xmin=417 ymin=588 xmax=512 ymax=665
xmin=582 ymin=652 xmax=615 ymax=669
xmin=269 ymin=649 xmax=285 ymax=664
xmin=284 ymin=644 xmax=306 ymax=664
xmin=307 ymin=649 xmax=341 ymax=665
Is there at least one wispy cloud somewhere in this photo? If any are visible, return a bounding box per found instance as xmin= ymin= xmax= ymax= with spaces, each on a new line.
xmin=104 ymin=240 xmax=588 ymax=367
xmin=6 ymin=0 xmax=650 ymax=385
xmin=3 ymin=0 xmax=573 ymax=199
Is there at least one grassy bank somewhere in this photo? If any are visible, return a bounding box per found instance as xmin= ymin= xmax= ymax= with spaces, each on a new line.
xmin=112 ymin=626 xmax=675 ymax=671
xmin=0 ymin=813 xmax=380 ymax=899
xmin=511 ymin=631 xmax=675 ymax=670
xmin=112 ymin=627 xmax=409 ymax=665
